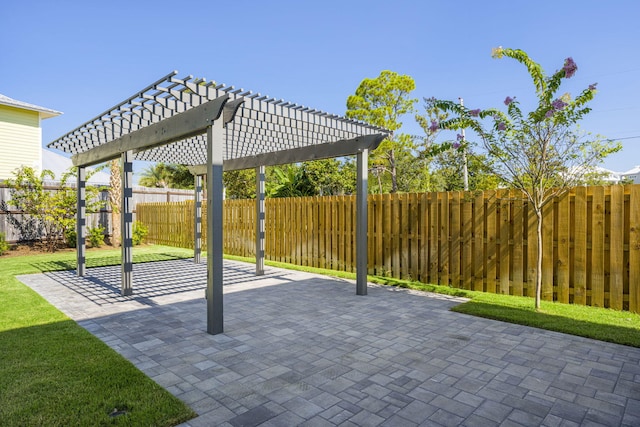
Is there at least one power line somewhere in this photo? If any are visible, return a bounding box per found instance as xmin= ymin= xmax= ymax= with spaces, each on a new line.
xmin=605 ymin=135 xmax=640 ymax=141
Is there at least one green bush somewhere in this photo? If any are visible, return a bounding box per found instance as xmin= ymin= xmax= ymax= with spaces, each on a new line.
xmin=2 ymin=166 xmax=105 ymax=251
xmin=132 ymin=221 xmax=148 ymax=246
xmin=0 ymin=233 xmax=9 ymax=255
xmin=64 ymin=229 xmax=76 ymax=248
xmin=88 ymin=226 xmax=105 ymax=248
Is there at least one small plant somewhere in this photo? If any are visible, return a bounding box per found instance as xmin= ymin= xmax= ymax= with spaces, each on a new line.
xmin=64 ymin=229 xmax=77 ymax=248
xmin=88 ymin=226 xmax=105 ymax=248
xmin=132 ymin=221 xmax=148 ymax=246
xmin=0 ymin=232 xmax=10 ymax=255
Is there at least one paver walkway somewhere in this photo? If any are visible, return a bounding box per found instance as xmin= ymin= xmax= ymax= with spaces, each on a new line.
xmin=19 ymin=259 xmax=640 ymax=426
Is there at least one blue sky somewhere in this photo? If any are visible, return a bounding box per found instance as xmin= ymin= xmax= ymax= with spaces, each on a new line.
xmin=2 ymin=0 xmax=639 ymax=175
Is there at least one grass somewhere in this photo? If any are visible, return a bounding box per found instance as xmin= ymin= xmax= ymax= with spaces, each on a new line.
xmin=3 ymin=246 xmax=639 ymax=425
xmin=224 ymin=254 xmax=640 ymax=348
xmin=0 ymin=245 xmax=196 ymax=427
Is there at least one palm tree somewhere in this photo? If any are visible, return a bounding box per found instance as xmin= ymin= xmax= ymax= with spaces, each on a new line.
xmin=138 ymin=163 xmax=171 ymax=188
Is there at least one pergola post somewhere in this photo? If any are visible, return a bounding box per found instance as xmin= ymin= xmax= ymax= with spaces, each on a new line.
xmin=206 ymin=119 xmax=225 ymax=335
xmin=256 ymin=165 xmax=265 ymax=276
xmin=356 ymin=148 xmax=368 ymax=295
xmin=194 ymin=174 xmax=202 ymax=264
xmin=121 ymin=150 xmax=133 ymax=296
xmin=76 ymin=166 xmax=86 ymax=277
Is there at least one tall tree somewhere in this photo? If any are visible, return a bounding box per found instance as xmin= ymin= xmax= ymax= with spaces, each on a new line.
xmin=411 ymin=98 xmax=451 ymax=192
xmin=346 ymin=71 xmax=417 ymax=193
xmin=430 ymin=150 xmax=502 ymax=191
xmin=431 ymin=47 xmax=621 ymax=310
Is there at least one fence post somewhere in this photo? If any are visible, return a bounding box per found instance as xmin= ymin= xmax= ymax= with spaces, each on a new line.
xmin=629 ymin=185 xmax=640 ymax=313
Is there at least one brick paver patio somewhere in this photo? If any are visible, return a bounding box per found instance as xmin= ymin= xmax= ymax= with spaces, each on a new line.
xmin=19 ymin=259 xmax=640 ymax=426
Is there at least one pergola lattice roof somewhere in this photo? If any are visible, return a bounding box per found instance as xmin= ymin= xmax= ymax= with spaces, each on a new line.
xmin=48 ymin=71 xmax=389 ymax=167
xmin=56 ymin=71 xmax=382 ymax=335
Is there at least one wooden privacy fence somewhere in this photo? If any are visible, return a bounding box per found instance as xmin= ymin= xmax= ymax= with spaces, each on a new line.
xmin=0 ymin=184 xmax=194 ymax=242
xmin=137 ymin=184 xmax=640 ymax=312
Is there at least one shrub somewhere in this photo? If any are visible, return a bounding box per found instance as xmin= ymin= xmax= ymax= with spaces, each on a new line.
xmin=64 ymin=229 xmax=77 ymax=248
xmin=132 ymin=221 xmax=148 ymax=246
xmin=88 ymin=226 xmax=105 ymax=248
xmin=0 ymin=233 xmax=9 ymax=255
xmin=2 ymin=166 xmax=104 ymax=251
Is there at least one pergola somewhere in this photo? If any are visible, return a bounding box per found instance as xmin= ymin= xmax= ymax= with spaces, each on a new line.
xmin=48 ymin=71 xmax=390 ymax=335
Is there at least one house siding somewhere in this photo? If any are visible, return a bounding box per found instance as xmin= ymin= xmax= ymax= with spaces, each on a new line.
xmin=0 ymin=105 xmax=42 ymax=181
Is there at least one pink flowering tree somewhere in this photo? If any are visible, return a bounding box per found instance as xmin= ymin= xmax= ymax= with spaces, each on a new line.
xmin=428 ymin=47 xmax=621 ymax=310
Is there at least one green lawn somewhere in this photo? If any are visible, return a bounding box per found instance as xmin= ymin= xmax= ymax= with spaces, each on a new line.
xmin=0 ymin=245 xmax=196 ymax=427
xmin=225 ymin=254 xmax=640 ymax=348
xmin=3 ymin=246 xmax=639 ymax=426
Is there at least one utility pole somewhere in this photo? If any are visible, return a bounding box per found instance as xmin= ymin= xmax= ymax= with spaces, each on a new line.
xmin=459 ymin=97 xmax=470 ymax=191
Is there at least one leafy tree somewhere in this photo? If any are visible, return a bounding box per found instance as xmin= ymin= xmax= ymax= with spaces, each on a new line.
xmin=138 ymin=163 xmax=194 ymax=189
xmin=223 ymin=160 xmax=356 ymax=199
xmin=224 ymin=169 xmax=257 ymax=199
xmin=346 ymin=70 xmax=418 ymax=193
xmin=430 ymin=47 xmax=621 ymax=309
xmin=304 ymin=158 xmax=356 ymax=195
xmin=169 ymin=164 xmax=196 ymax=189
xmin=430 ymin=150 xmax=502 ymax=191
xmin=415 ymin=98 xmax=466 ymax=191
xmin=2 ymin=166 xmax=104 ymax=250
xmin=391 ymin=147 xmax=433 ymax=192
xmin=267 ymin=165 xmax=316 ymax=198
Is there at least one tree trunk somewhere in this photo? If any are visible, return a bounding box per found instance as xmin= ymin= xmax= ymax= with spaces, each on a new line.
xmin=109 ymin=159 xmax=122 ymax=247
xmin=389 ymin=149 xmax=398 ymax=193
xmin=535 ymin=208 xmax=543 ymax=310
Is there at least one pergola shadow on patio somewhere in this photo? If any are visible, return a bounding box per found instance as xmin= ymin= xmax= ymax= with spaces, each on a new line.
xmin=40 ymin=259 xmax=289 ymax=307
xmin=19 ymin=259 xmax=640 ymax=426
xmin=48 ymin=71 xmax=390 ymax=334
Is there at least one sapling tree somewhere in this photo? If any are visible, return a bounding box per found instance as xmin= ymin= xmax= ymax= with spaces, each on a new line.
xmin=429 ymin=47 xmax=621 ymax=309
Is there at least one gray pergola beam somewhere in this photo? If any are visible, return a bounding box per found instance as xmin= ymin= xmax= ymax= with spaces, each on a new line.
xmin=187 ymin=133 xmax=386 ymax=175
xmin=72 ymin=96 xmax=229 ymax=167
